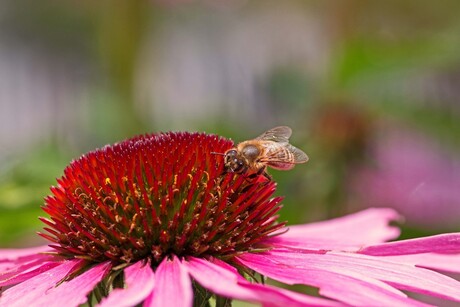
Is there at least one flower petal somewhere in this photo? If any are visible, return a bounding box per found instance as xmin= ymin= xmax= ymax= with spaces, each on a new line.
xmin=237 ymin=252 xmax=431 ymax=307
xmin=359 ymin=233 xmax=460 ymax=256
xmin=0 ymin=245 xmax=53 ymax=261
xmin=0 ymin=245 xmax=60 ymax=286
xmin=0 ymin=245 xmax=52 ymax=261
xmin=0 ymin=259 xmax=111 ymax=307
xmin=257 ymin=250 xmax=460 ymax=303
xmin=331 ymin=252 xmax=460 ymax=302
xmin=98 ymin=260 xmax=155 ymax=307
xmin=0 ymin=260 xmax=61 ymax=287
xmin=184 ymin=257 xmax=343 ymax=306
xmin=268 ymin=208 xmax=401 ymax=250
xmin=144 ymin=256 xmax=192 ymax=307
xmin=384 ymin=253 xmax=460 ymax=274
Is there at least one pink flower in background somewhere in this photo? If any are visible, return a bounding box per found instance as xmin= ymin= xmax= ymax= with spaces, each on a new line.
xmin=1 ymin=131 xmax=460 ymax=306
xmin=350 ymin=130 xmax=460 ymax=228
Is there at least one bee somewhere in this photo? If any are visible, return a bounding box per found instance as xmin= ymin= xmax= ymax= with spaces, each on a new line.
xmin=220 ymin=126 xmax=308 ymax=179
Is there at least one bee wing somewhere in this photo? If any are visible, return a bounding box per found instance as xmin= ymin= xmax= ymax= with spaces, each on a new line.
xmin=255 ymin=126 xmax=292 ymax=143
xmin=286 ymin=144 xmax=309 ymax=163
xmin=259 ymin=143 xmax=309 ymax=170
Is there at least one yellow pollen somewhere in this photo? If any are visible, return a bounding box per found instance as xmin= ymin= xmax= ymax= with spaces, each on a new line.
xmin=202 ymin=171 xmax=209 ymax=183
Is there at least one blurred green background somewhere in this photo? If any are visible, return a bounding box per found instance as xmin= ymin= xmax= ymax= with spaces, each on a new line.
xmin=1 ymin=0 xmax=460 ymax=252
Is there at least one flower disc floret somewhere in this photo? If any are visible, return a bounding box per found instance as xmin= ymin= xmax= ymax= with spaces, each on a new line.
xmin=40 ymin=132 xmax=284 ymax=265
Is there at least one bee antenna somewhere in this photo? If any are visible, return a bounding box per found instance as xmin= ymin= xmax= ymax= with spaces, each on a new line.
xmin=210 ymin=152 xmax=225 ymax=156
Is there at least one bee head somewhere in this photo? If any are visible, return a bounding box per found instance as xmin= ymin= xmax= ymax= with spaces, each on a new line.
xmin=224 ymin=149 xmax=246 ymax=173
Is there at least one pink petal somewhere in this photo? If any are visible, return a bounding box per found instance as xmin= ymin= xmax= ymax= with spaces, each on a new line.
xmin=0 ymin=260 xmax=61 ymax=287
xmin=98 ymin=260 xmax=155 ymax=307
xmin=268 ymin=208 xmax=401 ymax=251
xmin=263 ymin=236 xmax=353 ymax=252
xmin=0 ymin=249 xmax=62 ymax=287
xmin=144 ymin=256 xmax=192 ymax=307
xmin=184 ymin=257 xmax=342 ymax=306
xmin=359 ymin=233 xmax=460 ymax=256
xmin=0 ymin=259 xmax=111 ymax=307
xmin=261 ymin=250 xmax=460 ymax=303
xmin=349 ymin=130 xmax=460 ymax=229
xmin=0 ymin=245 xmax=52 ymax=261
xmin=237 ymin=252 xmax=431 ymax=307
xmin=385 ymin=253 xmax=460 ymax=274
xmin=327 ymin=252 xmax=460 ymax=302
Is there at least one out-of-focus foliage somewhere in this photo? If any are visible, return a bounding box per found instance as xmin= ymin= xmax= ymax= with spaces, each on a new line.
xmin=1 ymin=0 xmax=459 ymax=248
xmin=0 ymin=145 xmax=71 ymax=246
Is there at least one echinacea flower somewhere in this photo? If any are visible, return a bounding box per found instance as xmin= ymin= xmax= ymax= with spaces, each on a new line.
xmin=1 ymin=131 xmax=460 ymax=307
xmin=349 ymin=129 xmax=460 ymax=229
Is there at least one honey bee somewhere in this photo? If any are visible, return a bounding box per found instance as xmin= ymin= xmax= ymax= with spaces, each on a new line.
xmin=220 ymin=126 xmax=308 ymax=179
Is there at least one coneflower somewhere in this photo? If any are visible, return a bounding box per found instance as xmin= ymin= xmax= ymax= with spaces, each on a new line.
xmin=1 ymin=131 xmax=460 ymax=307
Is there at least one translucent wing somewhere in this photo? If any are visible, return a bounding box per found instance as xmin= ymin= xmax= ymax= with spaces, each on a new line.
xmin=255 ymin=126 xmax=292 ymax=143
xmin=258 ymin=142 xmax=309 ymax=170
xmin=286 ymin=144 xmax=309 ymax=163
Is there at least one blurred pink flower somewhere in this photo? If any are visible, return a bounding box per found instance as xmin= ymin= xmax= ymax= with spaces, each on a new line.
xmin=350 ymin=130 xmax=460 ymax=228
xmin=1 ymin=131 xmax=460 ymax=306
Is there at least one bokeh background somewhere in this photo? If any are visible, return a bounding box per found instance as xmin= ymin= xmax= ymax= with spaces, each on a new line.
xmin=1 ymin=0 xmax=459 ymax=256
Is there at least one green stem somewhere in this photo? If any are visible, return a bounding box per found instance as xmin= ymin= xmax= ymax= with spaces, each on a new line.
xmin=215 ymin=295 xmax=232 ymax=307
xmin=192 ymin=280 xmax=212 ymax=307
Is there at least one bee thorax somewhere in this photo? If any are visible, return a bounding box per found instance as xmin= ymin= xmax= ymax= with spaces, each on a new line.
xmin=241 ymin=144 xmax=260 ymax=160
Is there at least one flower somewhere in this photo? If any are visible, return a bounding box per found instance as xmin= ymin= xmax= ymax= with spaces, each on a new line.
xmin=349 ymin=129 xmax=460 ymax=229
xmin=1 ymin=131 xmax=460 ymax=307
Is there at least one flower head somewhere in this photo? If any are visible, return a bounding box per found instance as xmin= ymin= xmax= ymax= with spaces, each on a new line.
xmin=1 ymin=130 xmax=460 ymax=307
xmin=39 ymin=131 xmax=283 ymax=265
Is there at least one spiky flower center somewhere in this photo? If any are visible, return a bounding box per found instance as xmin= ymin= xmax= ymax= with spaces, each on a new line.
xmin=40 ymin=132 xmax=284 ymax=265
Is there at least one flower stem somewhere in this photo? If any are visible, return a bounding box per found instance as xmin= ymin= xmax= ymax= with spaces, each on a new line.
xmin=192 ymin=280 xmax=212 ymax=307
xmin=215 ymin=295 xmax=232 ymax=307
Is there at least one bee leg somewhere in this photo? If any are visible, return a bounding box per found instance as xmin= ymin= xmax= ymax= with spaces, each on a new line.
xmin=262 ymin=171 xmax=272 ymax=181
xmin=251 ymin=167 xmax=272 ymax=181
xmin=244 ymin=173 xmax=257 ymax=182
xmin=243 ymin=169 xmax=260 ymax=182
